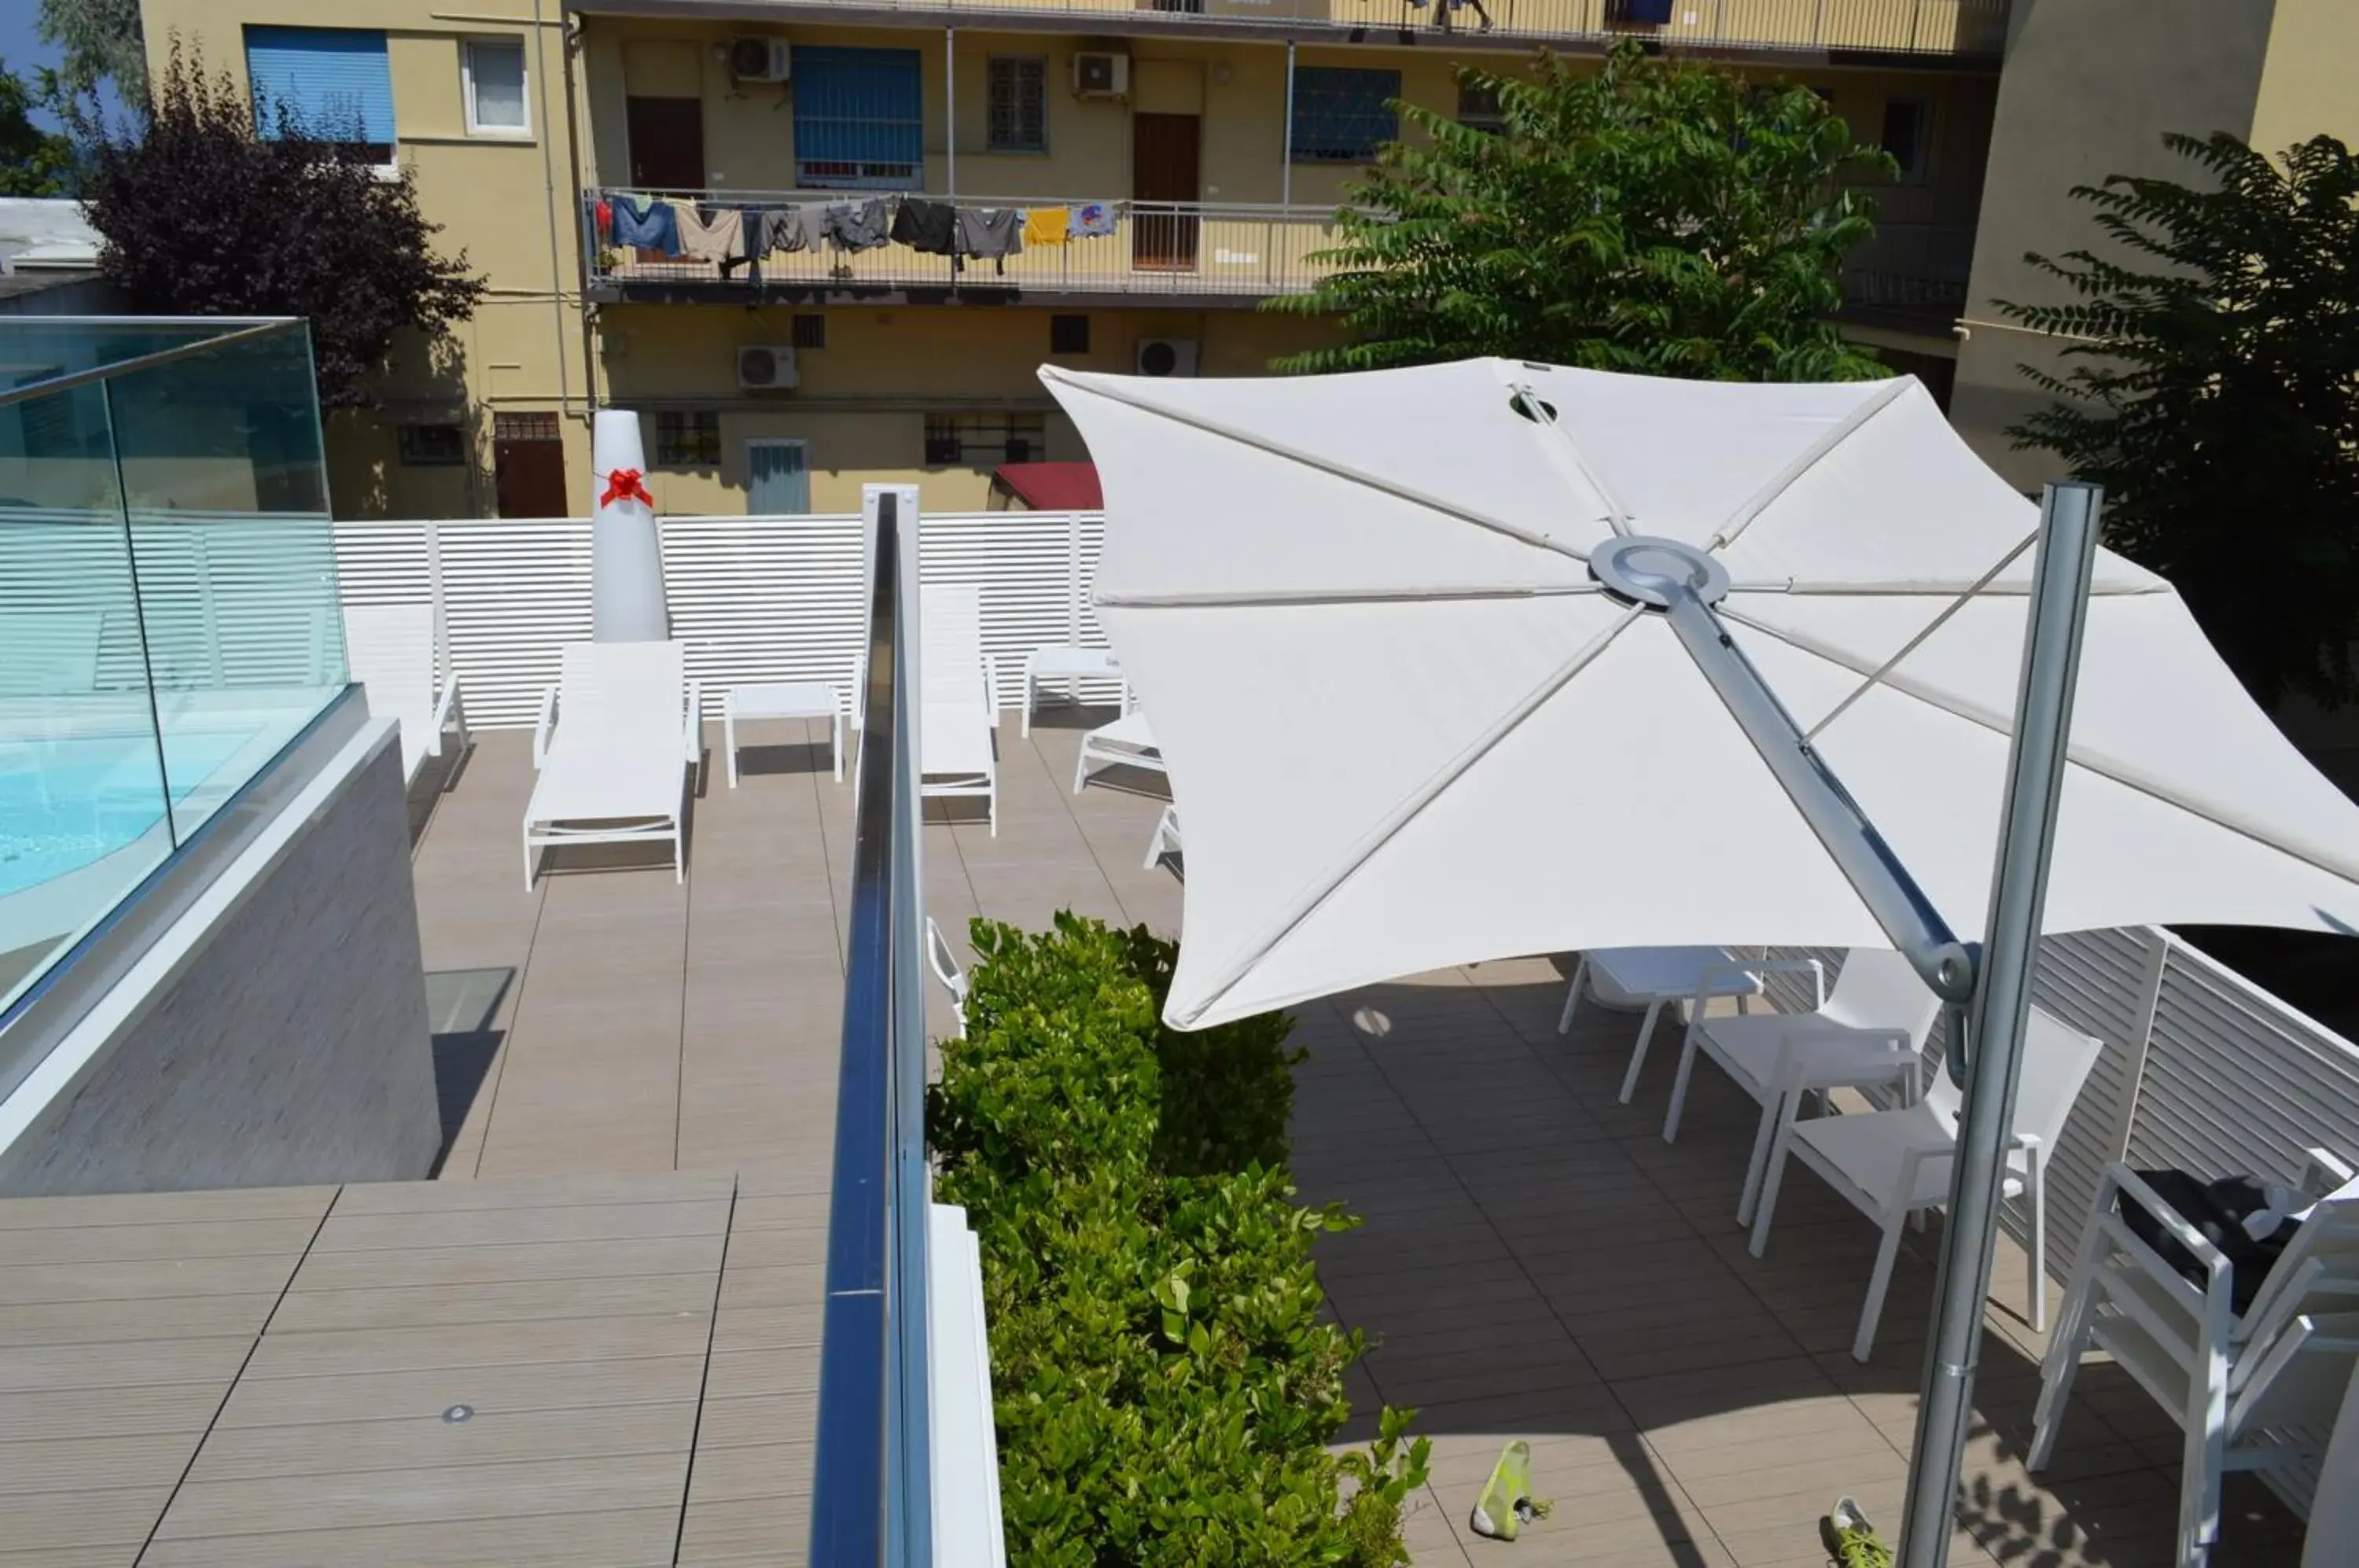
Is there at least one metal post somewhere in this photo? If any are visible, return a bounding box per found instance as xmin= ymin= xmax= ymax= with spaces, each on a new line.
xmin=1896 ymin=482 xmax=2105 ymax=1568
xmin=1281 ymin=41 xmax=1296 ymax=207
xmin=944 ymin=29 xmax=956 ymax=199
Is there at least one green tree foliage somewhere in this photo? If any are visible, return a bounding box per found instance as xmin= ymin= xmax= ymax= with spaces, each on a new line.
xmin=37 ymin=0 xmax=147 ymax=105
xmin=77 ymin=45 xmax=485 ymax=411
xmin=0 ymin=61 xmax=77 ymax=197
xmin=1270 ymin=42 xmax=1895 ymax=381
xmin=929 ymin=913 xmax=1430 ymax=1567
xmin=2003 ymin=132 xmax=2359 ymax=711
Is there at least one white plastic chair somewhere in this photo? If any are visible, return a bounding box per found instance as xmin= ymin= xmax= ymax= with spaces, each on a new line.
xmin=521 ymin=640 xmax=700 ymax=889
xmin=1559 ymin=947 xmax=1804 ymax=1106
xmin=1747 ymin=1005 xmax=2104 ymax=1361
xmin=1144 ymin=804 xmax=1181 ymax=869
xmin=920 ymin=585 xmax=1000 ymax=835
xmin=1663 ymin=948 xmax=1941 ymax=1225
xmin=1074 ymin=710 xmax=1165 ymax=793
xmin=343 ymin=603 xmax=468 ymax=789
xmin=926 ymin=916 xmax=970 ymax=1039
xmin=2033 ymin=1152 xmax=2359 ymax=1567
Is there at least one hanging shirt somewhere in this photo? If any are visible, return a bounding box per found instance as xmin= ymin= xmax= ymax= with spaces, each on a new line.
xmin=826 ymin=198 xmax=892 ymax=252
xmin=608 ymin=194 xmax=679 ymax=255
xmin=891 ymin=198 xmax=958 ymax=256
xmin=1068 ymin=201 xmax=1117 ymax=239
xmin=1021 ymin=207 xmax=1069 ymax=248
xmin=955 ymin=207 xmax=1025 ymax=261
xmin=762 ymin=206 xmax=823 ymax=255
xmin=674 ymin=204 xmax=745 ymax=263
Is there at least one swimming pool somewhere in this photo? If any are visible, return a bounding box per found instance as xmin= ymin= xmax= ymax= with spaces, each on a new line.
xmin=0 ymin=730 xmax=253 ymax=896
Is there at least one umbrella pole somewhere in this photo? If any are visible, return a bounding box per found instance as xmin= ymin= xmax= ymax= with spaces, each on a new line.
xmin=1895 ymin=482 xmax=2105 ymax=1568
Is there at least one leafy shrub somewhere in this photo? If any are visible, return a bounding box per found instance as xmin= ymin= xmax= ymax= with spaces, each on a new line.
xmin=930 ymin=912 xmax=1430 ymax=1567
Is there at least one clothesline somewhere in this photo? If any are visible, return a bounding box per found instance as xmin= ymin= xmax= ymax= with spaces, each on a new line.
xmin=594 ymin=192 xmax=1122 ymax=271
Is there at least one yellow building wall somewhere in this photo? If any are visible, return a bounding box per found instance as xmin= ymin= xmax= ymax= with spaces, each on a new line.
xmin=2251 ymin=0 xmax=2359 ymax=155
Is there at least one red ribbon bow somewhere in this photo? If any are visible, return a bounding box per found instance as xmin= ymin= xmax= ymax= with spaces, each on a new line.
xmin=601 ymin=467 xmax=653 ymax=508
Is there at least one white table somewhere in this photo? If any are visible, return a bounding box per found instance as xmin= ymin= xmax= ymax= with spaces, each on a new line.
xmin=1021 ymin=645 xmax=1124 ymax=737
xmin=723 ymin=681 xmax=845 ymax=786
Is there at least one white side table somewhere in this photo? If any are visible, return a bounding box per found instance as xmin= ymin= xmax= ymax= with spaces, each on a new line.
xmin=1021 ymin=645 xmax=1123 ymax=737
xmin=723 ymin=681 xmax=845 ymax=786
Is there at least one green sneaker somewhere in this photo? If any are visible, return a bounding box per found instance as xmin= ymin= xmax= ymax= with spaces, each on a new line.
xmin=1822 ymin=1497 xmax=1892 ymax=1568
xmin=1469 ymin=1440 xmax=1538 ymax=1541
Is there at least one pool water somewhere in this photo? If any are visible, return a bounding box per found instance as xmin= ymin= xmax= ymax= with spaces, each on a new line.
xmin=0 ymin=730 xmax=252 ymax=896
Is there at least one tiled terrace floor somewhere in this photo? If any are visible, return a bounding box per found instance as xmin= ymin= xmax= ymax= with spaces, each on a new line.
xmin=2 ymin=707 xmax=2313 ymax=1565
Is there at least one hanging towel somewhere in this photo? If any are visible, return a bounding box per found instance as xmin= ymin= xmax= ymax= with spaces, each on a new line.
xmin=674 ymin=203 xmax=745 ymax=263
xmin=891 ymin=198 xmax=958 ymax=256
xmin=1068 ymin=201 xmax=1117 ymax=239
xmin=1021 ymin=207 xmax=1069 ymax=247
xmin=594 ymin=199 xmax=612 ymax=241
xmin=826 ymin=197 xmax=892 ymax=252
xmin=608 ymin=194 xmax=679 ymax=254
xmin=955 ymin=206 xmax=1025 ymax=263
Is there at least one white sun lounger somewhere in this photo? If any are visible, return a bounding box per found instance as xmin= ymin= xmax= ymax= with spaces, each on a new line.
xmin=920 ymin=585 xmax=999 ymax=835
xmin=343 ymin=603 xmax=468 ymax=789
xmin=1073 ymin=709 xmax=1165 ymax=793
xmin=522 ymin=639 xmax=700 ymax=889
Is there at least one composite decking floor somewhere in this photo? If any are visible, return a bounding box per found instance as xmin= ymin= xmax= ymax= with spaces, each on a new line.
xmin=0 ymin=711 xmax=2310 ymax=1564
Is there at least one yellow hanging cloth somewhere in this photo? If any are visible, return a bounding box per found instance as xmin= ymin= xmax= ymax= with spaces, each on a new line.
xmin=1022 ymin=207 xmax=1071 ymax=247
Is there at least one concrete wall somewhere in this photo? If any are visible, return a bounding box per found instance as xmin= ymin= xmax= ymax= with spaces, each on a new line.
xmin=0 ymin=729 xmax=441 ymax=1197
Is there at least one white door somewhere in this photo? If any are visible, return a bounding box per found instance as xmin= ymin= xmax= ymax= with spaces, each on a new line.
xmin=747 ymin=439 xmax=811 ymax=515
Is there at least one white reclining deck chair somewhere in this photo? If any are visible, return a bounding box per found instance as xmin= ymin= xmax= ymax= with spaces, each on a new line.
xmin=1559 ymin=946 xmax=1801 ymax=1106
xmin=521 ymin=640 xmax=699 ymax=889
xmin=1145 ymin=804 xmax=1181 ymax=869
xmin=1748 ymin=1005 xmax=2104 ymax=1361
xmin=1662 ymin=948 xmax=1942 ymax=1224
xmin=344 ymin=603 xmax=468 ymax=789
xmin=1074 ymin=709 xmax=1165 ymax=793
xmin=919 ymin=584 xmax=999 ymax=835
xmin=2034 ymin=1152 xmax=2359 ymax=1568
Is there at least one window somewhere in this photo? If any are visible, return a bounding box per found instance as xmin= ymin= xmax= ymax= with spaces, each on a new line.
xmin=244 ymin=27 xmax=396 ymax=162
xmin=791 ymin=313 xmax=827 ymax=350
xmin=1456 ymin=79 xmax=1504 ymax=134
xmin=398 ymin=423 xmax=466 ymax=466
xmin=1607 ymin=0 xmax=1676 ymax=22
xmin=1880 ymin=98 xmax=1932 ymax=182
xmin=463 ymin=38 xmax=528 ymax=135
xmin=1050 ymin=315 xmax=1090 ymax=355
xmin=925 ymin=413 xmax=1046 ymax=466
xmin=987 ymin=57 xmax=1047 ymax=153
xmin=793 ymin=46 xmax=924 ymax=190
xmin=494 ymin=410 xmax=560 ymax=443
xmin=1291 ymin=68 xmax=1400 ymax=164
xmin=654 ymin=410 xmax=722 ymax=468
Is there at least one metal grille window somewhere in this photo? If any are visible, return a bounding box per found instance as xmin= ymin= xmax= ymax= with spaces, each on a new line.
xmin=1049 ymin=315 xmax=1089 ymax=355
xmin=1290 ymin=68 xmax=1399 ymax=164
xmin=1456 ymin=79 xmax=1504 ymax=134
xmin=793 ymin=46 xmax=924 ymax=190
xmin=654 ymin=410 xmax=722 ymax=468
xmin=987 ymin=57 xmax=1047 ymax=153
xmin=792 ymin=313 xmax=827 ymax=350
xmin=494 ymin=410 xmax=560 ymax=442
xmin=925 ymin=413 xmax=1047 ymax=466
xmin=398 ymin=423 xmax=466 ymax=466
xmin=1881 ymin=98 xmax=1932 ymax=182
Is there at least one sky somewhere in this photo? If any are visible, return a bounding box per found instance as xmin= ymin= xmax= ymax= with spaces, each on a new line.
xmin=1 ymin=6 xmax=124 ymax=134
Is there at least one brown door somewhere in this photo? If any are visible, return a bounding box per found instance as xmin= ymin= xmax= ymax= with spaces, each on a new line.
xmin=494 ymin=436 xmax=569 ymax=520
xmin=625 ymin=97 xmax=705 ymax=192
xmin=1132 ymin=112 xmax=1201 ymax=271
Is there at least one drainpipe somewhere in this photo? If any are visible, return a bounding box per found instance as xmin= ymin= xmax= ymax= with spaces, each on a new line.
xmin=945 ymin=28 xmax=956 ymax=198
xmin=532 ymin=0 xmax=571 ymax=421
xmin=561 ymin=19 xmax=597 ymax=417
xmin=1281 ymin=40 xmax=1295 ymax=206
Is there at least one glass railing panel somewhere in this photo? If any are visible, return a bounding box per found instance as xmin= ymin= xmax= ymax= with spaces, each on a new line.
xmin=0 ymin=376 xmax=171 ymax=1025
xmin=106 ymin=324 xmax=346 ymax=844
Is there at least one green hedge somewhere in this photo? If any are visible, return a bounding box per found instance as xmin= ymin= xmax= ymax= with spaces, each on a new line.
xmin=929 ymin=913 xmax=1429 ymax=1567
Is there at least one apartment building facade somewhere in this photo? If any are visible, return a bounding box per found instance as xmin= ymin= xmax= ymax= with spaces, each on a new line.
xmin=140 ymin=0 xmax=2007 ymax=518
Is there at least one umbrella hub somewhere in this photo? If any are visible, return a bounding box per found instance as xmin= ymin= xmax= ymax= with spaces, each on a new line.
xmin=1589 ymin=536 xmax=1731 ymax=612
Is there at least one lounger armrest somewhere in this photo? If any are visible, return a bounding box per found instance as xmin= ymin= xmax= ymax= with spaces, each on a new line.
xmin=431 ymin=675 xmax=465 ymax=757
xmin=2101 ymin=1162 xmax=2234 ymax=1280
xmin=683 ymin=679 xmax=705 ymax=764
xmin=1697 ymin=956 xmax=1825 ymax=1011
xmin=987 ymin=657 xmax=1007 ymax=729
xmin=2301 ymin=1146 xmax=2357 ymax=1194
xmin=1768 ymin=1025 xmax=1919 ymax=1092
xmin=532 ymin=684 xmax=558 ymax=770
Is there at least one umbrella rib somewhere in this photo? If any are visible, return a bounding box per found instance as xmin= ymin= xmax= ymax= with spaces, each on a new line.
xmin=1721 ymin=605 xmax=2359 ymax=885
xmin=1498 ymin=366 xmax=1631 ymax=536
xmin=1801 ymin=531 xmax=2037 ymax=743
xmin=1095 ymin=583 xmax=1606 ymax=610
xmin=1178 ymin=603 xmax=1650 ymax=1027
xmin=1726 ymin=578 xmax=2167 ymax=597
xmin=1043 ymin=366 xmax=1592 ymax=565
xmin=1706 ymin=378 xmax=1914 ymax=554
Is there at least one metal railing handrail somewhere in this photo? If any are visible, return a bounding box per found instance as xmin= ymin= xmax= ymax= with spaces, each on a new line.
xmin=811 ymin=487 xmax=934 ymax=1566
xmin=589 ymin=185 xmax=1349 ymax=223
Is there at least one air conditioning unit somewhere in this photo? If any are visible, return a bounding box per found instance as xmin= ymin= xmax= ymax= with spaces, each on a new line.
xmin=729 ymin=38 xmax=791 ymax=83
xmin=1073 ymin=52 xmax=1129 ymax=98
xmin=1135 ymin=337 xmax=1198 ymax=377
xmin=737 ymin=344 xmax=799 ymax=389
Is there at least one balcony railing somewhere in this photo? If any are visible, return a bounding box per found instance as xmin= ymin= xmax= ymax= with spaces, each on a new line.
xmin=606 ymin=0 xmax=2010 ymax=58
xmin=588 ymin=190 xmax=1347 ymax=300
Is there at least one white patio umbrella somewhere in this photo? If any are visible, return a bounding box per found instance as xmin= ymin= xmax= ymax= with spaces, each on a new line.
xmin=1041 ymin=357 xmax=2359 ymax=1031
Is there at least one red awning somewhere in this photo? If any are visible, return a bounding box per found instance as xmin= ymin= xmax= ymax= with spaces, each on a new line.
xmin=992 ymin=461 xmax=1102 ymax=511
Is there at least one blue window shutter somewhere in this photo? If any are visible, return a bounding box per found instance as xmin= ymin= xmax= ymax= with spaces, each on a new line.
xmin=245 ymin=28 xmax=396 ymax=145
xmin=792 ymin=46 xmax=923 ymax=185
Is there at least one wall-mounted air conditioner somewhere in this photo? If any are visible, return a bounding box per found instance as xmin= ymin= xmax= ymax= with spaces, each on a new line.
xmin=737 ymin=344 xmax=799 ymax=389
xmin=1135 ymin=337 xmax=1198 ymax=377
xmin=730 ymin=38 xmax=791 ymax=83
xmin=1073 ymin=52 xmax=1129 ymax=98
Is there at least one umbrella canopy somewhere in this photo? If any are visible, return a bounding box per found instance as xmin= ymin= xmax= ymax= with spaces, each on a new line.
xmin=1042 ymin=358 xmax=2359 ymax=1029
